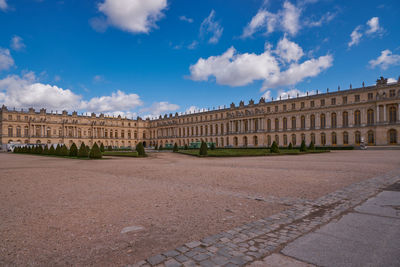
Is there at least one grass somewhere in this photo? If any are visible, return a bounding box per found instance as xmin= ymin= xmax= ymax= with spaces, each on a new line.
xmin=177 ymin=148 xmax=328 ymax=157
xmin=102 ymin=151 xmax=139 ymax=157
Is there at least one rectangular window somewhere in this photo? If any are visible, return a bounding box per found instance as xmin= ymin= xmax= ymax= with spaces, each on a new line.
xmin=301 ymin=102 xmax=305 ymax=108
xmin=291 ymin=103 xmax=296 ymax=110
xmin=331 ymin=98 xmax=336 ymax=105
xmin=283 ymin=105 xmax=287 ymax=111
xmin=355 ymin=95 xmax=360 ymax=102
xmin=8 ymin=115 xmax=12 ymax=120
xmin=267 ymin=107 xmax=270 ymax=112
xmin=343 ymin=96 xmax=347 ymax=104
xmin=368 ymin=93 xmax=373 ymax=100
xmin=320 ymin=99 xmax=325 ymax=106
xmin=25 ymin=116 xmax=28 ymax=121
xmin=311 ymin=101 xmax=315 ymax=107
xmin=389 ymin=89 xmax=395 ymax=97
xmin=275 ymin=106 xmax=278 ymax=112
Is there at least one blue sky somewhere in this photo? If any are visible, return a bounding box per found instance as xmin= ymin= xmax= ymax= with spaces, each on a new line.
xmin=0 ymin=0 xmax=399 ymax=119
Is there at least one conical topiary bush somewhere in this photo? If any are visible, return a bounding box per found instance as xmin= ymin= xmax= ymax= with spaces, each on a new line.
xmin=199 ymin=141 xmax=208 ymax=156
xmin=89 ymin=143 xmax=102 ymax=159
xmin=136 ymin=142 xmax=146 ymax=156
xmin=69 ymin=143 xmax=78 ymax=157
xmin=78 ymin=142 xmax=88 ymax=157
xmin=270 ymin=141 xmax=279 ymax=153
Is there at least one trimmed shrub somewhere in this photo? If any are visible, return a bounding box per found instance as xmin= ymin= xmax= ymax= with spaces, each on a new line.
xmin=43 ymin=145 xmax=49 ymax=155
xmin=86 ymin=145 xmax=90 ymax=151
xmin=210 ymin=143 xmax=216 ymax=150
xmin=136 ymin=142 xmax=146 ymax=156
xmin=49 ymin=145 xmax=56 ymax=155
xmin=199 ymin=141 xmax=208 ymax=156
xmin=89 ymin=143 xmax=102 ymax=159
xmin=308 ymin=141 xmax=315 ymax=150
xmin=61 ymin=145 xmax=69 ymax=156
xmin=154 ymin=144 xmax=158 ymax=150
xmin=107 ymin=145 xmax=112 ymax=151
xmin=100 ymin=143 xmax=105 ymax=152
xmin=55 ymin=144 xmax=62 ymax=156
xmin=288 ymin=143 xmax=293 ymax=150
xmin=37 ymin=146 xmax=43 ymax=154
xmin=270 ymin=141 xmax=280 ymax=153
xmin=300 ymin=140 xmax=307 ymax=152
xmin=69 ymin=143 xmax=78 ymax=157
xmin=173 ymin=143 xmax=178 ymax=152
xmin=184 ymin=144 xmax=188 ymax=150
xmin=13 ymin=147 xmax=19 ymax=153
xmin=158 ymin=145 xmax=163 ymax=150
xmin=78 ymin=143 xmax=88 ymax=157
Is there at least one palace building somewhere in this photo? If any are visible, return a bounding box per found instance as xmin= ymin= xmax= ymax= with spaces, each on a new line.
xmin=1 ymin=77 xmax=400 ymax=150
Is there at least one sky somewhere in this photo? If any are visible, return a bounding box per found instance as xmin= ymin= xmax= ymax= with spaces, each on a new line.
xmin=0 ymin=0 xmax=399 ymax=119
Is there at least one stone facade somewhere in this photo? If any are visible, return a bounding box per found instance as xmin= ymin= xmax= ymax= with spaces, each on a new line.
xmin=1 ymin=77 xmax=400 ymax=149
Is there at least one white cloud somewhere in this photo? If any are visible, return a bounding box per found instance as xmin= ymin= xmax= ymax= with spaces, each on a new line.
xmin=305 ymin=11 xmax=336 ymax=27
xmin=93 ymin=75 xmax=105 ymax=83
xmin=10 ymin=35 xmax=25 ymax=51
xmin=387 ymin=78 xmax=397 ymax=83
xmin=200 ymin=10 xmax=223 ymax=44
xmin=0 ymin=0 xmax=7 ymax=11
xmin=94 ymin=0 xmax=168 ymax=34
xmin=187 ymin=40 xmax=198 ymax=50
xmin=81 ymin=90 xmax=142 ymax=113
xmin=348 ymin=17 xmax=383 ymax=47
xmin=0 ymin=48 xmax=15 ymax=71
xmin=189 ymin=39 xmax=332 ymax=90
xmin=179 ymin=15 xmax=193 ymax=23
xmin=242 ymin=1 xmax=301 ymax=38
xmin=275 ymin=36 xmax=304 ymax=63
xmin=262 ymin=90 xmax=272 ymax=100
xmin=369 ymin=49 xmax=400 ymax=70
xmin=141 ymin=101 xmax=179 ymax=118
xmin=366 ymin=17 xmax=381 ymax=34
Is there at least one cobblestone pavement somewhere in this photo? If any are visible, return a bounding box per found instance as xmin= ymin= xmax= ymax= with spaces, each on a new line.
xmin=127 ymin=168 xmax=400 ymax=267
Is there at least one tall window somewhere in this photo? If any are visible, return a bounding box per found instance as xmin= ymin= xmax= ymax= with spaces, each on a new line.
xmin=354 ymin=110 xmax=361 ymax=126
xmin=321 ymin=133 xmax=326 ymax=145
xmin=320 ymin=114 xmax=326 ymax=129
xmin=283 ymin=117 xmax=287 ymax=130
xmin=47 ymin=127 xmax=51 ymax=137
xmin=301 ymin=116 xmax=305 ymax=129
xmin=267 ymin=119 xmax=271 ymax=132
xmin=234 ymin=137 xmax=238 ymax=146
xmin=267 ymin=135 xmax=271 ymax=146
xmin=291 ymin=134 xmax=296 ymax=146
xmin=16 ymin=127 xmax=21 ymax=137
xmin=275 ymin=118 xmax=279 ymax=132
xmin=24 ymin=126 xmax=29 ymax=137
xmin=368 ymin=130 xmax=374 ymax=145
xmin=8 ymin=126 xmax=13 ymax=137
xmin=275 ymin=135 xmax=279 ymax=145
xmin=253 ymin=136 xmax=258 ymax=146
xmin=291 ymin=116 xmax=296 ymax=130
xmin=355 ymin=131 xmax=361 ymax=144
xmin=310 ymin=115 xmax=315 ymax=129
xmin=367 ymin=109 xmax=374 ymax=125
xmin=343 ymin=111 xmax=349 ymax=127
xmin=301 ymin=133 xmax=306 ymax=142
xmin=283 ymin=134 xmax=288 ymax=146
xmin=389 ymin=129 xmax=397 ymax=144
xmin=389 ymin=106 xmax=397 ymax=123
xmin=331 ymin=113 xmax=337 ymax=128
xmin=332 ymin=132 xmax=337 ymax=145
xmin=311 ymin=133 xmax=316 ymax=144
xmin=343 ymin=132 xmax=349 ymax=145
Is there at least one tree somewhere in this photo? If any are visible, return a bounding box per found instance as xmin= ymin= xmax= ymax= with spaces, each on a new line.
xmin=13 ymin=147 xmax=19 ymax=153
xmin=199 ymin=141 xmax=208 ymax=156
xmin=37 ymin=146 xmax=43 ymax=154
xmin=78 ymin=142 xmax=88 ymax=157
xmin=210 ymin=143 xmax=216 ymax=150
xmin=288 ymin=142 xmax=293 ymax=150
xmin=136 ymin=142 xmax=146 ymax=156
xmin=107 ymin=145 xmax=112 ymax=151
xmin=43 ymin=145 xmax=49 ymax=155
xmin=158 ymin=145 xmax=163 ymax=150
xmin=100 ymin=143 xmax=105 ymax=152
xmin=173 ymin=143 xmax=178 ymax=152
xmin=308 ymin=141 xmax=315 ymax=150
xmin=89 ymin=143 xmax=102 ymax=159
xmin=300 ymin=140 xmax=307 ymax=152
xmin=69 ymin=143 xmax=78 ymax=157
xmin=270 ymin=141 xmax=280 ymax=153
xmin=55 ymin=144 xmax=62 ymax=156
xmin=61 ymin=145 xmax=69 ymax=156
xmin=154 ymin=144 xmax=158 ymax=150
xmin=49 ymin=145 xmax=56 ymax=155
xmin=184 ymin=144 xmax=188 ymax=150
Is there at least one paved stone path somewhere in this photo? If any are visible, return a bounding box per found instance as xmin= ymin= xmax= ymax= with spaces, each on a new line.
xmin=127 ymin=168 xmax=400 ymax=267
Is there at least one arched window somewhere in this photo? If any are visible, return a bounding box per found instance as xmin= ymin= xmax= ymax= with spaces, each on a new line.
xmin=234 ymin=137 xmax=238 ymax=147
xmin=16 ymin=126 xmax=21 ymax=137
xmin=283 ymin=134 xmax=288 ymax=146
xmin=8 ymin=126 xmax=13 ymax=137
xmin=389 ymin=106 xmax=397 ymax=123
xmin=311 ymin=133 xmax=316 ymax=144
xmin=253 ymin=136 xmax=258 ymax=146
xmin=310 ymin=115 xmax=315 ymax=129
xmin=332 ymin=132 xmax=337 ymax=145
xmin=367 ymin=109 xmax=374 ymax=125
xmin=321 ymin=133 xmax=326 ymax=146
xmin=301 ymin=116 xmax=305 ymax=129
xmin=320 ymin=114 xmax=326 ymax=129
xmin=244 ymin=120 xmax=248 ymax=132
xmin=291 ymin=116 xmax=296 ymax=130
xmin=254 ymin=120 xmax=259 ymax=131
xmin=367 ymin=130 xmax=374 ymax=145
xmin=355 ymin=131 xmax=361 ymax=145
xmin=389 ymin=129 xmax=397 ymax=144
xmin=267 ymin=119 xmax=271 ymax=132
xmin=275 ymin=118 xmax=279 ymax=132
xmin=24 ymin=126 xmax=29 ymax=137
xmin=243 ymin=136 xmax=248 ymax=147
xmin=275 ymin=135 xmax=279 ymax=145
xmin=291 ymin=134 xmax=296 ymax=146
xmin=331 ymin=113 xmax=337 ymax=128
xmin=354 ymin=110 xmax=361 ymax=126
xmin=226 ymin=137 xmax=229 ymax=146
xmin=267 ymin=135 xmax=271 ymax=146
xmin=301 ymin=133 xmax=306 ymax=142
xmin=343 ymin=111 xmax=349 ymax=127
xmin=283 ymin=117 xmax=287 ymax=130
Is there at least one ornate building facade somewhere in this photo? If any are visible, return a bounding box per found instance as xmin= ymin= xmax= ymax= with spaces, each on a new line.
xmin=1 ymin=77 xmax=400 ymax=149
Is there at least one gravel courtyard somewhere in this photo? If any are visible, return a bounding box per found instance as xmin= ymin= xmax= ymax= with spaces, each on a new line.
xmin=0 ymin=150 xmax=399 ymax=266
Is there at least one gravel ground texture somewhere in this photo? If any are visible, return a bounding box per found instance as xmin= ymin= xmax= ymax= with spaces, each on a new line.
xmin=0 ymin=150 xmax=399 ymax=266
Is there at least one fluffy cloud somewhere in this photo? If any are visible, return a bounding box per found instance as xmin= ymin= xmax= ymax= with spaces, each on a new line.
xmin=141 ymin=101 xmax=179 ymax=118
xmin=369 ymin=49 xmax=400 ymax=70
xmin=189 ymin=38 xmax=332 ymax=90
xmin=0 ymin=48 xmax=15 ymax=71
xmin=10 ymin=35 xmax=25 ymax=51
xmin=0 ymin=0 xmax=7 ymax=11
xmin=94 ymin=0 xmax=168 ymax=34
xmin=348 ymin=17 xmax=383 ymax=47
xmin=387 ymin=78 xmax=397 ymax=84
xmin=179 ymin=15 xmax=193 ymax=23
xmin=200 ymin=10 xmax=223 ymax=44
xmin=81 ymin=90 xmax=142 ymax=113
xmin=242 ymin=1 xmax=301 ymax=37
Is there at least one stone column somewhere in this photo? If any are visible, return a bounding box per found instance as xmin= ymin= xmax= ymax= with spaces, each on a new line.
xmin=377 ymin=105 xmax=380 ymax=123
xmin=383 ymin=105 xmax=386 ymax=122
